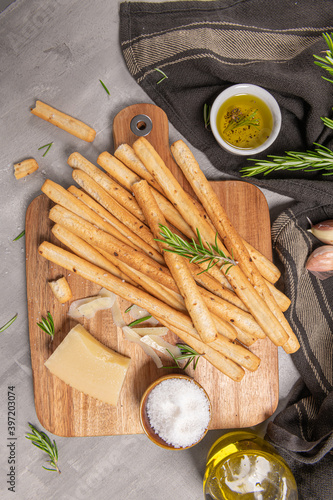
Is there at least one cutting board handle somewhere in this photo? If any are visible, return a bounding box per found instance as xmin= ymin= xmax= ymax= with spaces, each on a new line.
xmin=112 ymin=103 xmax=194 ymax=192
xmin=113 ymin=103 xmax=177 ymax=166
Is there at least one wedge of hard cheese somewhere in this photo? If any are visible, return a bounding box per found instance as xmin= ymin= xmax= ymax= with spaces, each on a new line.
xmin=44 ymin=324 xmax=131 ymax=406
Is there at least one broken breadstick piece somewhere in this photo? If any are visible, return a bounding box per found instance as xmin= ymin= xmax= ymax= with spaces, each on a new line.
xmin=48 ymin=276 xmax=73 ymax=303
xmin=14 ymin=158 xmax=39 ymax=179
xmin=31 ymin=100 xmax=96 ymax=142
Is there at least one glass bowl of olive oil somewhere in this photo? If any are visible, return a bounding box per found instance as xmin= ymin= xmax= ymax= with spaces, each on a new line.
xmin=210 ymin=84 xmax=281 ymax=155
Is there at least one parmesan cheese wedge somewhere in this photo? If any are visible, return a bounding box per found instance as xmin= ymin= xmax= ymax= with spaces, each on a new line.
xmin=44 ymin=324 xmax=131 ymax=406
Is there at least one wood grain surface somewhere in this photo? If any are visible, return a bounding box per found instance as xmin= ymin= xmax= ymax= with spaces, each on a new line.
xmin=26 ymin=103 xmax=278 ymax=437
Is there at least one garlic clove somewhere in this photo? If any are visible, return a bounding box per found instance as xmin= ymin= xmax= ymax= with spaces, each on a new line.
xmin=308 ymin=219 xmax=333 ymax=245
xmin=305 ymin=245 xmax=333 ymax=280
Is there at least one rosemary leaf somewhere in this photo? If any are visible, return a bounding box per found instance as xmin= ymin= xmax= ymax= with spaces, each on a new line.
xmin=124 ymin=304 xmax=134 ymax=314
xmin=203 ymin=103 xmax=211 ymax=130
xmin=26 ymin=423 xmax=61 ymax=474
xmin=0 ymin=314 xmax=18 ymax=333
xmin=321 ymin=114 xmax=333 ymax=130
xmin=156 ymin=224 xmax=236 ymax=273
xmin=224 ymin=108 xmax=260 ymax=133
xmin=128 ymin=315 xmax=152 ymax=327
xmin=99 ymin=79 xmax=110 ymax=95
xmin=38 ymin=142 xmax=53 ymax=157
xmin=13 ymin=230 xmax=25 ymax=241
xmin=166 ymin=344 xmax=204 ymax=370
xmin=241 ymin=143 xmax=333 ymax=177
xmin=37 ymin=312 xmax=55 ymax=340
xmin=154 ymin=68 xmax=168 ymax=84
xmin=313 ymin=32 xmax=333 ymax=83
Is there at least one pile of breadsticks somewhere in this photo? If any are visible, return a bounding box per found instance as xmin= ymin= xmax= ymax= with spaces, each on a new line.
xmin=38 ymin=137 xmax=300 ymax=382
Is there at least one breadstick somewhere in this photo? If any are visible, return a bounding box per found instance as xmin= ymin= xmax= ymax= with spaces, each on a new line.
xmin=71 ymin=168 xmax=159 ymax=252
xmin=187 ymin=261 xmax=248 ymax=312
xmin=157 ymin=320 xmax=245 ymax=381
xmin=31 ymin=100 xmax=96 ymax=142
xmin=68 ymin=152 xmax=144 ymax=221
xmin=51 ymin=224 xmax=135 ymax=285
xmin=113 ymin=142 xmax=281 ymax=286
xmin=133 ymin=179 xmax=218 ymax=344
xmin=214 ymin=334 xmax=260 ymax=371
xmin=265 ymin=280 xmax=291 ymax=312
xmin=14 ymin=158 xmax=39 ymax=179
xmin=154 ymin=310 xmax=258 ymax=372
xmin=113 ymin=144 xmax=165 ymax=195
xmin=115 ymin=142 xmax=281 ymax=285
xmin=41 ymin=179 xmax=140 ymax=248
xmin=48 ymin=277 xmax=72 ymax=304
xmin=132 ymin=137 xmax=290 ymax=347
xmin=200 ymin=288 xmax=265 ymax=339
xmin=49 ymin=200 xmax=262 ymax=343
xmin=49 ymin=204 xmax=179 ymax=292
xmin=233 ymin=326 xmax=258 ymax=347
xmin=96 ymin=246 xmax=185 ymax=311
xmin=38 ymin=241 xmax=246 ymax=380
xmin=243 ymin=240 xmax=280 ymax=284
xmin=67 ymin=185 xmax=163 ymax=264
xmin=40 ymin=242 xmax=259 ymax=377
xmin=171 ymin=139 xmax=299 ymax=353
xmin=97 ymin=245 xmax=236 ymax=340
xmin=97 ymin=149 xmax=196 ymax=240
xmin=98 ymin=151 xmax=148 ymax=192
xmin=197 ymin=247 xmax=288 ymax=310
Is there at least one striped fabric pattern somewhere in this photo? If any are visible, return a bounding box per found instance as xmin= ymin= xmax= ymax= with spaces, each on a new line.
xmin=119 ymin=0 xmax=333 ymax=205
xmin=122 ymin=22 xmax=322 ymax=82
xmin=267 ymin=202 xmax=333 ymax=465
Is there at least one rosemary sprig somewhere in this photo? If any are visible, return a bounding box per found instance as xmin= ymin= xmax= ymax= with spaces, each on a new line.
xmin=154 ymin=68 xmax=168 ymax=84
xmin=241 ymin=143 xmax=333 ymax=177
xmin=224 ymin=109 xmax=260 ymax=133
xmin=26 ymin=423 xmax=60 ymax=474
xmin=321 ymin=114 xmax=333 ymax=130
xmin=128 ymin=315 xmax=152 ymax=327
xmin=13 ymin=230 xmax=25 ymax=241
xmin=156 ymin=224 xmax=236 ymax=274
xmin=37 ymin=312 xmax=55 ymax=340
xmin=313 ymin=32 xmax=333 ymax=83
xmin=124 ymin=304 xmax=134 ymax=314
xmin=166 ymin=344 xmax=204 ymax=370
xmin=38 ymin=142 xmax=53 ymax=157
xmin=203 ymin=103 xmax=211 ymax=130
xmin=0 ymin=314 xmax=17 ymax=333
xmin=99 ymin=79 xmax=110 ymax=95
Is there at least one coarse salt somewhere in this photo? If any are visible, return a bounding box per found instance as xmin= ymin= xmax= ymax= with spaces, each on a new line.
xmin=146 ymin=378 xmax=210 ymax=448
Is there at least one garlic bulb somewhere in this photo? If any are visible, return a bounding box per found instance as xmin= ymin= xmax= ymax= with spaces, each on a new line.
xmin=305 ymin=245 xmax=333 ymax=280
xmin=308 ymin=219 xmax=333 ymax=244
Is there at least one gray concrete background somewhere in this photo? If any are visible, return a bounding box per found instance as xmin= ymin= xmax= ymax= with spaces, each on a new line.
xmin=0 ymin=1 xmax=300 ymax=499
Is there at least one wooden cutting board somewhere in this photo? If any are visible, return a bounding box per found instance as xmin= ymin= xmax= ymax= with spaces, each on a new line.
xmin=26 ymin=103 xmax=278 ymax=437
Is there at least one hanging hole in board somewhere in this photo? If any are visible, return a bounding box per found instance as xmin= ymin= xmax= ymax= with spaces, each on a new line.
xmin=130 ymin=114 xmax=153 ymax=137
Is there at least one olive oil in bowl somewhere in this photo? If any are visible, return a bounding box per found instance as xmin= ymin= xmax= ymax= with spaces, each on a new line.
xmin=210 ymin=84 xmax=281 ymax=155
xmin=216 ymin=94 xmax=273 ymax=150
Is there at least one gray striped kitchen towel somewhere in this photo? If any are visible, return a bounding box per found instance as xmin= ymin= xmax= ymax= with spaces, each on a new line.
xmin=119 ymin=0 xmax=333 ymax=205
xmin=119 ymin=2 xmax=333 ymax=498
xmin=266 ymin=201 xmax=333 ymax=499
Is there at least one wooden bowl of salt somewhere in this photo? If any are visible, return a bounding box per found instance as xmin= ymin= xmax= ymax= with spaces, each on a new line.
xmin=139 ymin=374 xmax=211 ymax=450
